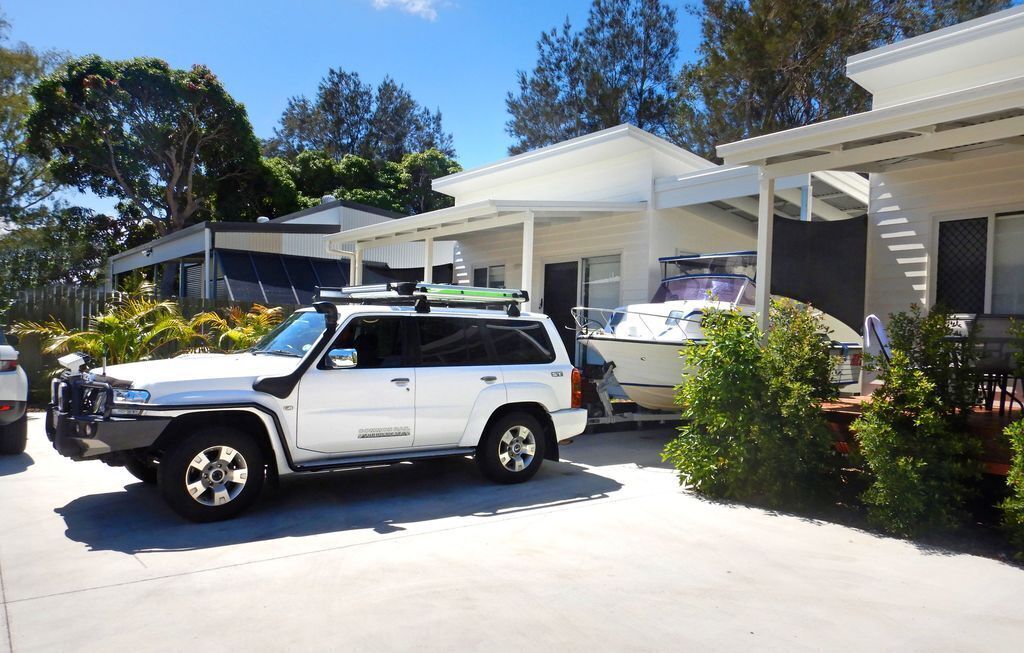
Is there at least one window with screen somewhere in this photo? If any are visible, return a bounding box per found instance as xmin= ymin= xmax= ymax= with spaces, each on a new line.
xmin=935 ymin=217 xmax=987 ymax=314
xmin=473 ymin=265 xmax=506 ymax=289
xmin=486 ymin=320 xmax=556 ymax=364
xmin=992 ymin=212 xmax=1024 ymax=314
xmin=332 ymin=316 xmax=406 ymax=368
xmin=416 ymin=318 xmax=489 ymax=366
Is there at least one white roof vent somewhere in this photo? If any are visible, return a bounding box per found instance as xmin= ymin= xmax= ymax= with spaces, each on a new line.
xmin=321 ymin=194 xmax=337 ymax=204
xmin=256 ymin=216 xmax=270 ymax=223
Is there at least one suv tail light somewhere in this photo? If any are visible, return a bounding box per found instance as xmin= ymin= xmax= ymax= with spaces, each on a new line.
xmin=0 ymin=359 xmax=15 ymax=373
xmin=571 ymin=368 xmax=583 ymax=409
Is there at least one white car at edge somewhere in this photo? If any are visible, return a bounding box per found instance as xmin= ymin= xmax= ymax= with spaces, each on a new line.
xmin=0 ymin=325 xmax=29 ymax=455
xmin=46 ymin=284 xmax=588 ymax=522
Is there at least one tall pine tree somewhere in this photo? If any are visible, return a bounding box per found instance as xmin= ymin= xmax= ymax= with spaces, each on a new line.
xmin=678 ymin=0 xmax=1011 ymax=160
xmin=506 ymin=0 xmax=680 ymax=154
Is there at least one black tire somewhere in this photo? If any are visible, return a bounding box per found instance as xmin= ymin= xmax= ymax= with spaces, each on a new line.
xmin=476 ymin=412 xmax=546 ymax=484
xmin=158 ymin=427 xmax=265 ymax=522
xmin=123 ymin=454 xmax=158 ymax=484
xmin=0 ymin=414 xmax=28 ymax=456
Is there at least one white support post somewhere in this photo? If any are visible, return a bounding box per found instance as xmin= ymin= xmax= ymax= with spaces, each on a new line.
xmin=799 ymin=174 xmax=813 ymax=222
xmin=352 ymin=245 xmax=363 ymax=285
xmin=755 ymin=175 xmax=776 ymax=334
xmin=423 ymin=237 xmax=434 ymax=283
xmin=521 ymin=211 xmax=535 ymax=311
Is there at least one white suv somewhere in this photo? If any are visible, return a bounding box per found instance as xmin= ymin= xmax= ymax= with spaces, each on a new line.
xmin=46 ymin=284 xmax=587 ymax=521
xmin=0 ymin=325 xmax=29 ymax=455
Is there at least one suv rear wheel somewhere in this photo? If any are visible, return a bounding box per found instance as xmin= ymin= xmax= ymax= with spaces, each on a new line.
xmin=476 ymin=412 xmax=546 ymax=484
xmin=158 ymin=427 xmax=264 ymax=522
xmin=0 ymin=414 xmax=28 ymax=456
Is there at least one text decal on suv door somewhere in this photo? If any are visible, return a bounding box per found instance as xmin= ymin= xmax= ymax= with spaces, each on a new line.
xmin=358 ymin=426 xmax=412 ymax=439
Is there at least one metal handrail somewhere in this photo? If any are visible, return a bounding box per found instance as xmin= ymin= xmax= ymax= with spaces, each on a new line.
xmin=570 ymin=305 xmax=705 ymax=342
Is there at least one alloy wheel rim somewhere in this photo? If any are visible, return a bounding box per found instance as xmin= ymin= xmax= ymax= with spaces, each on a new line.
xmin=184 ymin=445 xmax=249 ymax=507
xmin=498 ymin=426 xmax=536 ymax=472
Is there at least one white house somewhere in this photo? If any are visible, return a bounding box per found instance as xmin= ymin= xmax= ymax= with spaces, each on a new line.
xmin=326 ymin=125 xmax=867 ymax=352
xmin=717 ymin=4 xmax=1024 ymax=329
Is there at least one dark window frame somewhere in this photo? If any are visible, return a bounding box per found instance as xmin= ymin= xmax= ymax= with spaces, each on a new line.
xmin=319 ymin=314 xmax=414 ymax=370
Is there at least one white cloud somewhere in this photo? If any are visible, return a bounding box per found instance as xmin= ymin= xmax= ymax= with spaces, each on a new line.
xmin=372 ymin=0 xmax=441 ymax=21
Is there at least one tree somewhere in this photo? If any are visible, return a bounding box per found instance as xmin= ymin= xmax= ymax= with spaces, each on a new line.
xmin=261 ymin=148 xmax=461 ymax=215
xmin=0 ymin=25 xmax=61 ymax=226
xmin=401 ymin=149 xmax=461 ymax=214
xmin=0 ymin=205 xmax=139 ymax=298
xmin=506 ymin=0 xmax=681 ymax=154
xmin=678 ymin=0 xmax=1011 ymax=160
xmin=25 ymin=56 xmax=261 ymax=235
xmin=266 ymin=68 xmax=454 ymax=162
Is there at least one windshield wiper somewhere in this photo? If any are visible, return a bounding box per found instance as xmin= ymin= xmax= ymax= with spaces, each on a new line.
xmin=253 ymin=349 xmax=302 ymax=358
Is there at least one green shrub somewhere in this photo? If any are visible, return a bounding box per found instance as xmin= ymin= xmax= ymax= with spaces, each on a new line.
xmin=853 ymin=306 xmax=981 ymax=537
xmin=663 ymin=299 xmax=839 ymax=510
xmin=1002 ymin=419 xmax=1024 ymax=557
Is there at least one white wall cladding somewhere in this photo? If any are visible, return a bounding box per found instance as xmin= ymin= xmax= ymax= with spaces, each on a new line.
xmin=866 ymin=148 xmax=1024 ymax=320
xmin=215 ymin=231 xmax=338 ymax=259
xmin=110 ymin=228 xmax=207 ymax=273
xmin=451 ymin=151 xmax=657 ymax=205
xmin=456 ymin=211 xmax=650 ymax=305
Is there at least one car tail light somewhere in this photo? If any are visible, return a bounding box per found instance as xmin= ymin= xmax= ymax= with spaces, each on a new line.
xmin=0 ymin=405 xmax=10 ymax=412
xmin=0 ymin=359 xmax=15 ymax=372
xmin=571 ymin=368 xmax=583 ymax=409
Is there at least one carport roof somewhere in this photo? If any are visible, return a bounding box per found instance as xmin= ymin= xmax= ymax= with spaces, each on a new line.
xmin=715 ymin=75 xmax=1024 ymax=178
xmin=325 ymin=199 xmax=647 ymax=250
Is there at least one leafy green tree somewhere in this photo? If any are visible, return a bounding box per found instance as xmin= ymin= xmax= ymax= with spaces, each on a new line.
xmin=506 ymin=0 xmax=680 ymax=154
xmin=678 ymin=0 xmax=1010 ymax=160
xmin=0 ymin=205 xmax=138 ymax=299
xmin=261 ymin=148 xmax=460 ymax=215
xmin=0 ymin=26 xmax=61 ymax=226
xmin=267 ymin=67 xmax=454 ymax=162
xmin=26 ymin=56 xmax=261 ymax=234
xmin=399 ymin=149 xmax=461 ymax=214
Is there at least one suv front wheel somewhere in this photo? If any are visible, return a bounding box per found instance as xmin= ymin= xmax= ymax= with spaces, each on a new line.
xmin=158 ymin=427 xmax=265 ymax=522
xmin=476 ymin=412 xmax=546 ymax=484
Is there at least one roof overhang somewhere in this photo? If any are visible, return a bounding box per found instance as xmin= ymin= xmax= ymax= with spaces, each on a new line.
xmin=432 ymin=124 xmax=712 ymax=198
xmin=654 ymin=165 xmax=868 ymax=222
xmin=715 ymin=75 xmax=1024 ymax=178
xmin=325 ymin=199 xmax=647 ymax=250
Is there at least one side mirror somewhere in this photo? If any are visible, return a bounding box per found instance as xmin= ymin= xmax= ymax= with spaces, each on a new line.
xmin=326 ymin=348 xmax=358 ymax=369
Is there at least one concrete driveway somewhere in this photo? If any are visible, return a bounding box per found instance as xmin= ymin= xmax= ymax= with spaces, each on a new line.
xmin=1 ymin=415 xmax=1022 ymax=652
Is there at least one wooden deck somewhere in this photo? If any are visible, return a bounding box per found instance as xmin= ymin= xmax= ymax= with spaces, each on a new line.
xmin=823 ymin=392 xmax=1021 ymax=475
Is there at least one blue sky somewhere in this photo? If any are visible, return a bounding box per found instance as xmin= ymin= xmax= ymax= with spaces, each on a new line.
xmin=4 ymin=0 xmax=702 ymax=213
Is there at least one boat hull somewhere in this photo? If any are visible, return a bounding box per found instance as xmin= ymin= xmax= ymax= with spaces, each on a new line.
xmin=583 ymin=336 xmax=693 ymax=411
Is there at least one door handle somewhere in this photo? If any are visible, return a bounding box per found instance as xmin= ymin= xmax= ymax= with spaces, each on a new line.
xmin=481 ymin=375 xmax=498 ymax=383
xmin=390 ymin=377 xmax=410 ymax=385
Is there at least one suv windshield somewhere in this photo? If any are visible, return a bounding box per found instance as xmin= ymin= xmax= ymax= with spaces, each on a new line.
xmin=251 ymin=311 xmax=326 ymax=357
xmin=651 ymin=276 xmax=751 ymax=304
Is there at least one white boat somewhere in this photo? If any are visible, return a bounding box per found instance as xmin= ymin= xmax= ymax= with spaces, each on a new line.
xmin=574 ymin=252 xmax=861 ymax=412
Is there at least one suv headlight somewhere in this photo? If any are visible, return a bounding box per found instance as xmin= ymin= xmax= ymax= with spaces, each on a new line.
xmin=112 ymin=389 xmax=150 ymax=416
xmin=113 ymin=389 xmax=151 ymax=404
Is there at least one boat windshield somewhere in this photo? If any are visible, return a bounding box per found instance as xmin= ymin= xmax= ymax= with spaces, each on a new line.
xmin=651 ymin=276 xmax=753 ymax=305
xmin=251 ymin=311 xmax=327 ymax=357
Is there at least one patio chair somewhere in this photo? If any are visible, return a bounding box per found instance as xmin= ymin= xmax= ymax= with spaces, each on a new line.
xmin=970 ymin=315 xmax=1022 ymax=414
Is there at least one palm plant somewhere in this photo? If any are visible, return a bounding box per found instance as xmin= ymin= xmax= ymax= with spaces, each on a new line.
xmin=12 ymin=281 xmax=206 ymax=364
xmin=190 ymin=304 xmax=283 ymax=351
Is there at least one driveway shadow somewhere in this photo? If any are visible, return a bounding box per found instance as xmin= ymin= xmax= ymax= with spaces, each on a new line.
xmin=565 ymin=427 xmax=678 ymax=470
xmin=0 ymin=452 xmax=34 ymax=476
xmin=55 ymin=457 xmax=622 ymax=554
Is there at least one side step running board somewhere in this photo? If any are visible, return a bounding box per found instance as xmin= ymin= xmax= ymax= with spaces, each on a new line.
xmin=296 ymin=447 xmax=476 ymax=472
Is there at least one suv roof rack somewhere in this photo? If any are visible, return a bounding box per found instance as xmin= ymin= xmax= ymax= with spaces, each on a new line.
xmin=314 ymin=282 xmax=530 ymax=317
